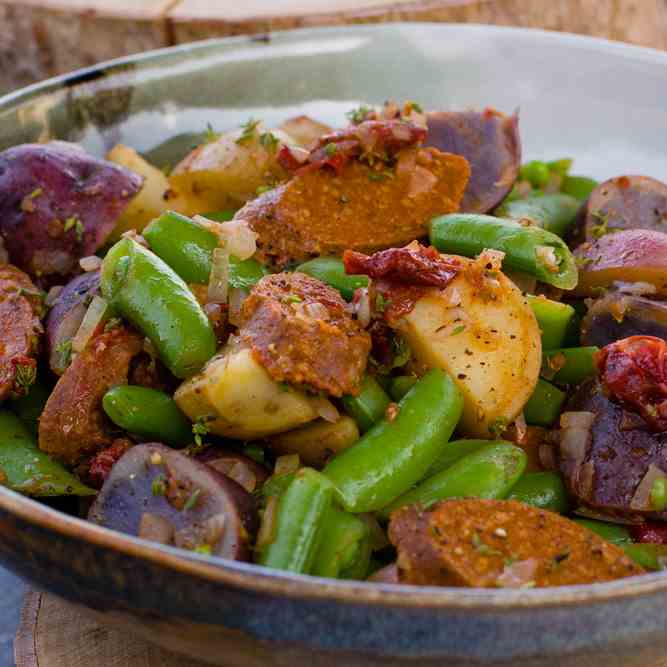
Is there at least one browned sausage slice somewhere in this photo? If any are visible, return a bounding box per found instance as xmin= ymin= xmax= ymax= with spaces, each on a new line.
xmin=236 ymin=148 xmax=470 ymax=269
xmin=389 ymin=499 xmax=643 ymax=588
xmin=239 ymin=273 xmax=370 ymax=397
xmin=38 ymin=327 xmax=143 ymax=466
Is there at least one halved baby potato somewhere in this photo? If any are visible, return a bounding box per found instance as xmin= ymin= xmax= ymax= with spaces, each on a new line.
xmin=395 ymin=260 xmax=541 ymax=437
xmin=174 ymin=343 xmax=319 ymax=440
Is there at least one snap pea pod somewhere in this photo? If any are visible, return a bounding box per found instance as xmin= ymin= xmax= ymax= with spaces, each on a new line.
xmin=102 ymin=386 xmax=192 ymax=448
xmin=379 ymin=442 xmax=526 ymax=520
xmin=561 ymin=175 xmax=598 ymax=201
xmin=340 ymin=376 xmax=391 ymax=433
xmin=324 ymin=369 xmax=463 ymax=513
xmin=10 ymin=379 xmax=51 ymax=437
xmin=0 ymin=410 xmax=94 ymax=496
xmin=311 ymin=506 xmax=371 ymax=579
xmin=541 ymin=346 xmax=599 ymax=385
xmin=296 ymin=257 xmax=369 ymax=301
xmin=256 ymin=468 xmax=333 ymax=574
xmin=100 ymin=238 xmax=217 ymax=379
xmin=143 ymin=211 xmax=269 ymax=289
xmin=519 ymin=161 xmax=551 ymax=189
xmin=202 ymin=210 xmax=235 ymax=222
xmin=527 ymin=295 xmax=575 ymax=350
xmin=261 ymin=472 xmax=296 ymax=499
xmin=523 ymin=378 xmax=566 ymax=427
xmin=430 ymin=214 xmax=578 ymax=289
xmin=389 ymin=375 xmax=418 ymax=402
xmin=508 ymin=471 xmax=570 ymax=513
xmin=427 ymin=438 xmax=506 ymax=477
xmin=495 ymin=194 xmax=580 ymax=238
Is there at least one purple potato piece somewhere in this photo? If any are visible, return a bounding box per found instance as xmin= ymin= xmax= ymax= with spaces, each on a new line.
xmin=88 ymin=443 xmax=257 ymax=560
xmin=196 ymin=446 xmax=269 ymax=493
xmin=581 ymin=293 xmax=667 ymax=348
xmin=0 ymin=141 xmax=142 ymax=283
xmin=46 ymin=270 xmax=100 ymax=374
xmin=560 ymin=378 xmax=667 ymax=521
xmin=581 ymin=175 xmax=667 ymax=241
xmin=425 ymin=108 xmax=521 ymax=213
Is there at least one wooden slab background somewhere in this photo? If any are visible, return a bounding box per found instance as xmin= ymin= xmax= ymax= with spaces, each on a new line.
xmin=1 ymin=0 xmax=666 ymax=93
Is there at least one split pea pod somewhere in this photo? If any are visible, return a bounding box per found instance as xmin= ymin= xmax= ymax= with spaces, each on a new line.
xmin=0 ymin=410 xmax=94 ymax=496
xmin=495 ymin=193 xmax=580 ymax=238
xmin=102 ymin=386 xmax=192 ymax=447
xmin=100 ymin=238 xmax=217 ymax=379
xmin=323 ymin=369 xmax=464 ymax=513
xmin=508 ymin=471 xmax=570 ymax=513
xmin=527 ymin=295 xmax=575 ymax=350
xmin=379 ymin=442 xmax=527 ymax=520
xmin=256 ymin=467 xmax=334 ymax=574
xmin=427 ymin=438 xmax=512 ymax=477
xmin=523 ymin=378 xmax=566 ymax=427
xmin=143 ymin=211 xmax=268 ymax=289
xmin=340 ymin=375 xmax=391 ymax=433
xmin=297 ymin=257 xmax=369 ymax=301
xmin=430 ymin=213 xmax=578 ymax=290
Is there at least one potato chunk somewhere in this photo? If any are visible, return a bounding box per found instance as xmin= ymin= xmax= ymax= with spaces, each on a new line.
xmin=396 ymin=260 xmax=541 ymax=437
xmin=174 ymin=343 xmax=319 ymax=439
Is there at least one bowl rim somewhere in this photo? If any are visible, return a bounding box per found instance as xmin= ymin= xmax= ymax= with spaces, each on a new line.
xmin=2 ymin=21 xmax=667 ymax=611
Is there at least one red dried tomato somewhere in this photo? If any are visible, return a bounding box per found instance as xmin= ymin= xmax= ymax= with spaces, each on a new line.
xmin=88 ymin=439 xmax=132 ymax=488
xmin=596 ymin=335 xmax=667 ymax=432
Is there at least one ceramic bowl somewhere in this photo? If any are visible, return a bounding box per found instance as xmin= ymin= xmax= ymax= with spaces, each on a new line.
xmin=1 ymin=24 xmax=667 ymax=667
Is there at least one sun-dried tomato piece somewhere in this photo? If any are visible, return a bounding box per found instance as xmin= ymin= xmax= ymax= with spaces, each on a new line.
xmin=88 ymin=439 xmax=132 ymax=488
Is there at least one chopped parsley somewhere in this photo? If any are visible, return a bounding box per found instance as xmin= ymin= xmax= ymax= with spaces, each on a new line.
xmin=375 ymin=293 xmax=387 ymax=312
xmin=194 ymin=544 xmax=212 ymax=555
xmin=471 ymin=533 xmax=503 ymax=557
xmin=590 ymin=210 xmax=610 ymax=238
xmin=63 ymin=216 xmax=84 ymax=241
xmin=450 ymin=325 xmax=466 ymax=336
xmin=368 ymin=171 xmax=391 ymax=182
xmin=236 ymin=118 xmax=261 ymax=145
xmin=28 ymin=188 xmax=43 ymax=199
xmin=192 ymin=418 xmax=210 ymax=447
xmin=406 ymin=100 xmax=423 ymax=113
xmin=14 ymin=362 xmax=36 ymax=390
xmin=183 ymin=488 xmax=201 ymax=512
xmin=54 ymin=340 xmax=72 ymax=368
xmin=284 ymin=294 xmax=302 ymax=304
xmin=103 ymin=317 xmax=122 ymax=333
xmin=345 ymin=105 xmax=372 ymax=124
xmin=259 ymin=131 xmax=280 ymax=152
xmin=151 ymin=474 xmax=166 ymax=496
xmin=489 ymin=416 xmax=509 ymax=438
xmin=324 ymin=142 xmax=338 ymax=157
xmin=391 ymin=335 xmax=412 ymax=369
xmin=203 ymin=122 xmax=220 ymax=144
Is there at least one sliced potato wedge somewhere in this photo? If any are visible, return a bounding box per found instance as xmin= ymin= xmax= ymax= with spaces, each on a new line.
xmin=396 ymin=261 xmax=541 ymax=437
xmin=174 ymin=344 xmax=319 ymax=440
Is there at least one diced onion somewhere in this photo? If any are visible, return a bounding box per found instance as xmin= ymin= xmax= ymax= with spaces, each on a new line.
xmin=312 ymin=396 xmax=340 ymax=423
xmin=496 ymin=558 xmax=538 ymax=588
xmin=71 ymin=295 xmax=109 ymax=353
xmin=256 ymin=496 xmax=279 ymax=551
xmin=514 ymin=413 xmax=527 ymax=443
xmin=355 ymin=288 xmax=371 ymax=328
xmin=535 ymin=245 xmax=560 ymax=273
xmin=195 ymin=216 xmax=258 ymax=260
xmin=228 ymin=287 xmax=248 ymax=327
xmin=227 ymin=461 xmax=257 ymax=493
xmin=560 ymin=411 xmax=595 ymax=429
xmin=574 ymin=461 xmax=595 ymax=497
xmin=202 ymin=513 xmax=227 ymax=545
xmin=630 ymin=464 xmax=667 ymax=511
xmin=79 ymin=255 xmax=102 ymax=272
xmin=207 ymin=248 xmax=229 ymax=304
xmin=274 ymin=453 xmax=300 ymax=476
xmin=559 ymin=411 xmax=595 ymax=468
xmin=45 ymin=285 xmax=63 ymax=307
xmin=138 ymin=513 xmax=174 ymax=545
xmin=613 ymin=281 xmax=658 ymax=296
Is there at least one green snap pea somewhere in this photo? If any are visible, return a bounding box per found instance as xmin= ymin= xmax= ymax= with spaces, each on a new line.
xmin=261 ymin=472 xmax=296 ymax=499
xmin=541 ymin=346 xmax=599 ymax=385
xmin=379 ymin=442 xmax=526 ymax=520
xmin=561 ymin=175 xmax=598 ymax=201
xmin=311 ymin=506 xmax=371 ymax=579
xmin=651 ymin=478 xmax=667 ymax=512
xmin=519 ymin=161 xmax=551 ymax=189
xmin=100 ymin=238 xmax=217 ymax=379
xmin=430 ymin=214 xmax=578 ymax=290
xmin=389 ymin=375 xmax=418 ymax=402
xmin=10 ymin=379 xmax=51 ymax=437
xmin=495 ymin=193 xmax=580 ymax=238
xmin=0 ymin=410 xmax=94 ymax=496
xmin=143 ymin=211 xmax=269 ymax=289
xmin=427 ymin=438 xmax=508 ymax=477
xmin=527 ymin=295 xmax=575 ymax=350
xmin=340 ymin=376 xmax=391 ymax=433
xmin=621 ymin=544 xmax=667 ymax=571
xmin=256 ymin=468 xmax=333 ymax=574
xmin=324 ymin=369 xmax=464 ymax=513
xmin=508 ymin=471 xmax=570 ymax=513
xmin=523 ymin=378 xmax=566 ymax=427
xmin=102 ymin=386 xmax=192 ymax=447
xmin=296 ymin=257 xmax=369 ymax=301
xmin=202 ymin=210 xmax=236 ymax=222
xmin=573 ymin=519 xmax=632 ymax=546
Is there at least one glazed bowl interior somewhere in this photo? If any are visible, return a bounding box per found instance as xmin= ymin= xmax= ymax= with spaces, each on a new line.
xmin=1 ymin=23 xmax=667 ymax=662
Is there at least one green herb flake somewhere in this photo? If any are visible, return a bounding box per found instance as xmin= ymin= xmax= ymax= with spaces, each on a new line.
xmin=324 ymin=142 xmax=338 ymax=157
xmin=54 ymin=340 xmax=72 ymax=368
xmin=64 ymin=216 xmax=84 ymax=241
xmin=28 ymin=188 xmax=43 ymax=199
xmin=259 ymin=131 xmax=280 ymax=152
xmin=451 ymin=325 xmax=466 ymax=336
xmin=103 ymin=317 xmax=122 ymax=333
xmin=236 ymin=118 xmax=261 ymax=145
xmin=192 ymin=418 xmax=210 ymax=447
xmin=471 ymin=533 xmax=503 ymax=557
xmin=14 ymin=362 xmax=36 ymax=390
xmin=151 ymin=474 xmax=167 ymax=496
xmin=203 ymin=123 xmax=220 ymax=144
xmin=346 ymin=105 xmax=372 ymax=124
xmin=183 ymin=488 xmax=202 ymax=512
xmin=194 ymin=544 xmax=212 ymax=555
xmin=256 ymin=185 xmax=273 ymax=195
xmin=489 ymin=416 xmax=509 ymax=438
xmin=391 ymin=335 xmax=412 ymax=369
xmin=590 ymin=210 xmax=610 ymax=238
xmin=406 ymin=101 xmax=423 ymax=113
xmin=368 ymin=170 xmax=393 ymax=182
xmin=284 ymin=294 xmax=302 ymax=304
xmin=375 ymin=293 xmax=387 ymax=312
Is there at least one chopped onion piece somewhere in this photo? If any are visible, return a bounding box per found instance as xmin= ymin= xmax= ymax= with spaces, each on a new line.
xmin=228 ymin=287 xmax=248 ymax=327
xmin=79 ymin=255 xmax=102 ymax=272
xmin=71 ymin=295 xmax=109 ymax=353
xmin=138 ymin=513 xmax=174 ymax=545
xmin=312 ymin=396 xmax=340 ymax=423
xmin=195 ymin=216 xmax=258 ymax=260
xmin=355 ymin=288 xmax=371 ymax=328
xmin=613 ymin=281 xmax=658 ymax=296
xmin=630 ymin=463 xmax=667 ymax=511
xmin=274 ymin=453 xmax=300 ymax=476
xmin=227 ymin=461 xmax=257 ymax=493
xmin=256 ymin=496 xmax=279 ymax=551
xmin=560 ymin=411 xmax=596 ymax=429
xmin=514 ymin=413 xmax=527 ymax=443
xmin=202 ymin=513 xmax=227 ymax=545
xmin=535 ymin=245 xmax=560 ymax=273
xmin=45 ymin=285 xmax=63 ymax=307
xmin=207 ymin=248 xmax=229 ymax=304
xmin=496 ymin=558 xmax=538 ymax=588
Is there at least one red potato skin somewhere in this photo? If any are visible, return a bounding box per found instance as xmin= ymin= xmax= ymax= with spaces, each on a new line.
xmin=573 ymin=229 xmax=667 ymax=297
xmin=0 ymin=141 xmax=142 ymax=283
xmin=425 ymin=108 xmax=521 ymax=213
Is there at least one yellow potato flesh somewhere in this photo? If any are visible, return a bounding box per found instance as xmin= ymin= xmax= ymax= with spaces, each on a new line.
xmin=174 ymin=346 xmax=318 ymax=440
xmin=396 ymin=269 xmax=541 ymax=437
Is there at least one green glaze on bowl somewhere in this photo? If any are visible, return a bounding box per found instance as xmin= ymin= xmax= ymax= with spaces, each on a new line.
xmin=1 ymin=24 xmax=667 ymax=666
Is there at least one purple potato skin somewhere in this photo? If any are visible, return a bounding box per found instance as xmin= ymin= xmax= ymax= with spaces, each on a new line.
xmin=581 ymin=293 xmax=667 ymax=348
xmin=196 ymin=446 xmax=270 ymax=490
xmin=0 ymin=141 xmax=142 ymax=283
xmin=561 ymin=379 xmax=667 ymax=520
xmin=425 ymin=109 xmax=521 ymax=213
xmin=46 ymin=270 xmax=100 ymax=374
xmin=88 ymin=443 xmax=257 ymax=560
xmin=582 ymin=175 xmax=667 ymax=241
